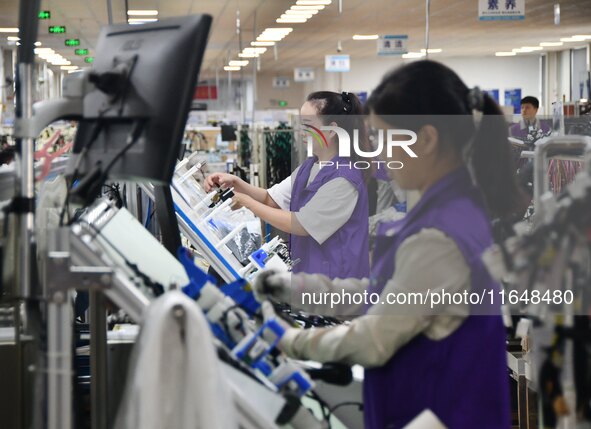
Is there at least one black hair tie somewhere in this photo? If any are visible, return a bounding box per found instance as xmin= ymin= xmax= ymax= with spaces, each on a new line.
xmin=467 ymin=87 xmax=484 ymax=112
xmin=341 ymin=91 xmax=352 ymax=113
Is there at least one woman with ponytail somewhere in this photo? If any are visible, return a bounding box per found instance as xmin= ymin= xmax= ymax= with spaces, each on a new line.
xmin=255 ymin=60 xmax=518 ymax=428
xmin=205 ymin=91 xmax=370 ymax=279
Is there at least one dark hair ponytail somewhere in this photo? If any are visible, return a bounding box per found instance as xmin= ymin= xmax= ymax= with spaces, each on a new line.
xmin=469 ymin=93 xmax=526 ymax=219
xmin=367 ymin=60 xmax=525 ymax=220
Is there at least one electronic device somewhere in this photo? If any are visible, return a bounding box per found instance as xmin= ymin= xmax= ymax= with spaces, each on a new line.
xmin=67 ymin=15 xmax=212 ymax=195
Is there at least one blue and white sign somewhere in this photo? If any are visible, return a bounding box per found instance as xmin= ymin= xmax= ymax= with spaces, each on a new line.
xmin=479 ymin=0 xmax=525 ymax=21
xmin=483 ymin=89 xmax=500 ymax=104
xmin=377 ymin=35 xmax=408 ymax=56
xmin=294 ymin=67 xmax=315 ymax=82
xmin=504 ymin=88 xmax=522 ymax=114
xmin=325 ymin=55 xmax=350 ymax=73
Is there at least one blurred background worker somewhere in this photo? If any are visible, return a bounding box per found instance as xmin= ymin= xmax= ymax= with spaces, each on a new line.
xmin=510 ymin=95 xmax=551 ymax=141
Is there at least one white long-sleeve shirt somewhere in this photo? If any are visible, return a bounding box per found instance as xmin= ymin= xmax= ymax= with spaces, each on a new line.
xmin=279 ymin=228 xmax=471 ymax=368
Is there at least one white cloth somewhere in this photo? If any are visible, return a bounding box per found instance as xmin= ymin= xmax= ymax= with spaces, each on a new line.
xmin=267 ymin=163 xmax=359 ymax=244
xmin=114 ymin=291 xmax=238 ymax=429
xmin=280 ymin=228 xmax=471 ymax=367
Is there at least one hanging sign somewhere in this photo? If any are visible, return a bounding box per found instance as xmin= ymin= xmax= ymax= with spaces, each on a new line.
xmin=272 ymin=76 xmax=290 ymax=88
xmin=377 ymin=35 xmax=408 ymax=56
xmin=325 ymin=55 xmax=350 ymax=72
xmin=294 ymin=67 xmax=315 ymax=82
xmin=479 ymin=0 xmax=525 ymax=21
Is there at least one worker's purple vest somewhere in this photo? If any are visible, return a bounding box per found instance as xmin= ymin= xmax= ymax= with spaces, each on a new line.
xmin=510 ymin=119 xmax=551 ymax=141
xmin=290 ymin=156 xmax=370 ymax=279
xmin=364 ymin=167 xmax=510 ymax=429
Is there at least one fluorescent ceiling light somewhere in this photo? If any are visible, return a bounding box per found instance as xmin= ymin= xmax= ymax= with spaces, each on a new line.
xmin=277 ymin=18 xmax=307 ymax=23
xmin=296 ymin=0 xmax=331 ymax=4
xmin=352 ymin=34 xmax=379 ymax=40
xmin=281 ymin=13 xmax=312 ymax=18
xmin=0 ymin=28 xmax=19 ymax=33
xmin=35 ymin=48 xmax=55 ymax=54
xmin=495 ymin=51 xmax=516 ymax=56
xmin=402 ymin=52 xmax=426 ymax=59
xmin=573 ymin=34 xmax=591 ymax=40
xmin=513 ymin=46 xmax=543 ymax=52
xmin=60 ymin=66 xmax=79 ymax=70
xmin=420 ymin=48 xmax=443 ymax=53
xmin=51 ymin=61 xmax=71 ymax=66
xmin=224 ymin=66 xmax=240 ymax=71
xmin=243 ymin=47 xmax=267 ymax=54
xmin=286 ymin=9 xmax=318 ymax=15
xmin=251 ymin=41 xmax=275 ymax=46
xmin=291 ymin=5 xmax=325 ymax=10
xmin=239 ymin=53 xmax=259 ymax=58
xmin=128 ymin=18 xmax=158 ymax=23
xmin=127 ymin=10 xmax=158 ymax=16
xmin=561 ymin=36 xmax=586 ymax=42
xmin=262 ymin=27 xmax=293 ymax=33
xmin=34 ymin=41 xmax=41 ymax=46
xmin=229 ymin=60 xmax=249 ymax=66
xmin=540 ymin=41 xmax=563 ymax=47
xmin=257 ymin=36 xmax=284 ymax=41
xmin=7 ymin=36 xmax=19 ymax=41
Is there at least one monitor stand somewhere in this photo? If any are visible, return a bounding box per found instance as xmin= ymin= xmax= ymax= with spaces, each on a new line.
xmin=153 ymin=184 xmax=182 ymax=255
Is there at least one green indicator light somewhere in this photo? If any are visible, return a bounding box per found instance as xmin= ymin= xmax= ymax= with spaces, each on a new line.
xmin=278 ymin=100 xmax=288 ymax=107
xmin=75 ymin=49 xmax=88 ymax=56
xmin=39 ymin=11 xmax=51 ymax=19
xmin=65 ymin=39 xmax=80 ymax=47
xmin=84 ymin=57 xmax=94 ymax=63
xmin=49 ymin=26 xmax=66 ymax=34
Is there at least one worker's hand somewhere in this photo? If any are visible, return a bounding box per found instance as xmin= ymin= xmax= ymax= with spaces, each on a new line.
xmin=253 ymin=269 xmax=291 ymax=303
xmin=230 ymin=192 xmax=254 ymax=210
xmin=203 ymin=172 xmax=240 ymax=192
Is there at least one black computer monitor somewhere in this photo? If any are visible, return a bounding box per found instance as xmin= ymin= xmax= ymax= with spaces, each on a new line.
xmin=68 ymin=15 xmax=212 ymax=187
xmin=220 ymin=124 xmax=237 ymax=142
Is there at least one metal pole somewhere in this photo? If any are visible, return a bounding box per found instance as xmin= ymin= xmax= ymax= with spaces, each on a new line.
xmin=15 ymin=2 xmax=42 ymax=428
xmin=106 ymin=0 xmax=113 ymax=25
xmin=425 ymin=0 xmax=431 ymax=59
xmin=252 ymin=11 xmax=257 ymax=125
xmin=215 ymin=68 xmax=220 ymax=110
xmin=47 ymin=294 xmax=73 ymax=429
xmin=90 ymin=291 xmax=108 ymax=429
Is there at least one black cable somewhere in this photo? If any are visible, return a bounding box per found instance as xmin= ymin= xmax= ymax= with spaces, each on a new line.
xmin=306 ymin=390 xmax=332 ymax=428
xmin=59 ymin=120 xmax=104 ymax=226
xmin=96 ymin=120 xmax=144 ymax=185
xmin=63 ymin=120 xmax=144 ymax=225
xmin=329 ymin=401 xmax=364 ymax=415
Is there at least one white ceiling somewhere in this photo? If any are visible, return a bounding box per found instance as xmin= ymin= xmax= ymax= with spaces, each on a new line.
xmin=0 ymin=0 xmax=590 ymax=77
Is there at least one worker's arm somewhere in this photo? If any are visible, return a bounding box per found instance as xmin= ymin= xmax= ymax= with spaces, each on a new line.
xmin=255 ymin=271 xmax=370 ymax=316
xmin=275 ymin=229 xmax=471 ymax=367
xmin=232 ymin=192 xmax=308 ymax=235
xmin=204 ymin=172 xmax=279 ymax=207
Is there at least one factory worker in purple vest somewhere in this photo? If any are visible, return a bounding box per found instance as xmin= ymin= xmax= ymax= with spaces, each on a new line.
xmin=204 ymin=91 xmax=370 ymax=279
xmin=254 ymin=61 xmax=525 ymax=428
xmin=509 ymin=95 xmax=551 ymax=142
